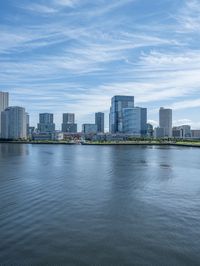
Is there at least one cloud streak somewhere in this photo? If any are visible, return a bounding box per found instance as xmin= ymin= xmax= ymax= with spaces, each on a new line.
xmin=1 ymin=0 xmax=200 ymax=129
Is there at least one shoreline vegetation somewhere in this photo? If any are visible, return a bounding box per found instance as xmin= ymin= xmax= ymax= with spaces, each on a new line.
xmin=1 ymin=139 xmax=200 ymax=147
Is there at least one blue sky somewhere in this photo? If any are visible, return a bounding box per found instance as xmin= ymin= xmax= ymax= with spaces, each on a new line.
xmin=1 ymin=0 xmax=200 ymax=130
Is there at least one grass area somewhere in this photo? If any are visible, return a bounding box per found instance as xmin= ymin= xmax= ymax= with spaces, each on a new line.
xmin=1 ymin=139 xmax=200 ymax=147
xmin=84 ymin=139 xmax=200 ymax=147
xmin=176 ymin=141 xmax=200 ymax=146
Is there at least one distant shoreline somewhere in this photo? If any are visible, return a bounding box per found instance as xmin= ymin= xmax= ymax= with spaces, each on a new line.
xmin=1 ymin=140 xmax=200 ymax=148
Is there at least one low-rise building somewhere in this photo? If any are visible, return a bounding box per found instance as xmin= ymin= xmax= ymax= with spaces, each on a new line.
xmin=154 ymin=127 xmax=165 ymax=138
xmin=51 ymin=132 xmax=64 ymax=141
xmin=172 ymin=125 xmax=191 ymax=139
xmin=191 ymin=130 xmax=200 ymax=139
xmin=82 ymin=124 xmax=97 ymax=134
xmin=32 ymin=132 xmax=52 ymax=141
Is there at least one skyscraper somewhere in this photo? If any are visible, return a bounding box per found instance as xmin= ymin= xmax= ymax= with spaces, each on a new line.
xmin=0 ymin=91 xmax=9 ymax=137
xmin=1 ymin=106 xmax=27 ymax=139
xmin=38 ymin=113 xmax=55 ymax=133
xmin=95 ymin=112 xmax=104 ymax=133
xmin=122 ymin=107 xmax=147 ymax=136
xmin=159 ymin=107 xmax=172 ymax=137
xmin=62 ymin=113 xmax=77 ymax=133
xmin=109 ymin=95 xmax=134 ymax=133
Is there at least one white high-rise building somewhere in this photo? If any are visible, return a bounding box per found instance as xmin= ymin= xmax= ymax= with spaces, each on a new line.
xmin=1 ymin=106 xmax=27 ymax=139
xmin=159 ymin=107 xmax=172 ymax=137
xmin=0 ymin=91 xmax=9 ymax=137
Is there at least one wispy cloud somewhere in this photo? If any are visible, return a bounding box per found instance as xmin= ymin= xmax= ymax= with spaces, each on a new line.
xmin=53 ymin=0 xmax=79 ymax=7
xmin=21 ymin=3 xmax=57 ymax=14
xmin=19 ymin=0 xmax=80 ymax=15
xmin=169 ymin=99 xmax=200 ymax=111
xmin=1 ymin=0 xmax=200 ymax=129
xmin=175 ymin=0 xmax=200 ymax=32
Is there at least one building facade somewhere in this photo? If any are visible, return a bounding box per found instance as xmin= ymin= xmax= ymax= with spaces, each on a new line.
xmin=109 ymin=95 xmax=134 ymax=133
xmin=0 ymin=91 xmax=9 ymax=137
xmin=62 ymin=123 xmax=77 ymax=133
xmin=147 ymin=123 xmax=154 ymax=137
xmin=159 ymin=107 xmax=172 ymax=137
xmin=62 ymin=113 xmax=77 ymax=133
xmin=82 ymin=124 xmax=97 ymax=134
xmin=1 ymin=106 xmax=27 ymax=139
xmin=26 ymin=113 xmax=30 ymax=138
xmin=63 ymin=113 xmax=75 ymax=124
xmin=95 ymin=112 xmax=104 ymax=133
xmin=154 ymin=127 xmax=165 ymax=138
xmin=191 ymin=130 xmax=200 ymax=139
xmin=122 ymin=107 xmax=147 ymax=136
xmin=172 ymin=125 xmax=191 ymax=139
xmin=38 ymin=113 xmax=55 ymax=133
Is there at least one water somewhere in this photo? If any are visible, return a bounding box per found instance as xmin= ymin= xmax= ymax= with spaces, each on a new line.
xmin=0 ymin=144 xmax=200 ymax=265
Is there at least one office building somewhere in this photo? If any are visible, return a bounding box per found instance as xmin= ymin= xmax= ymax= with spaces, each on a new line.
xmin=82 ymin=124 xmax=97 ymax=134
xmin=147 ymin=123 xmax=154 ymax=137
xmin=122 ymin=107 xmax=147 ymax=136
xmin=95 ymin=112 xmax=104 ymax=133
xmin=26 ymin=113 xmax=30 ymax=137
xmin=191 ymin=130 xmax=200 ymax=139
xmin=154 ymin=127 xmax=165 ymax=138
xmin=172 ymin=125 xmax=191 ymax=139
xmin=159 ymin=107 xmax=172 ymax=137
xmin=38 ymin=113 xmax=55 ymax=133
xmin=109 ymin=95 xmax=134 ymax=133
xmin=63 ymin=113 xmax=75 ymax=124
xmin=62 ymin=123 xmax=77 ymax=133
xmin=0 ymin=91 xmax=9 ymax=137
xmin=1 ymin=106 xmax=27 ymax=139
xmin=62 ymin=113 xmax=77 ymax=133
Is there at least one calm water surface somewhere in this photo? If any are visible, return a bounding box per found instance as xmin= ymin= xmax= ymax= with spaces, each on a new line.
xmin=0 ymin=144 xmax=200 ymax=265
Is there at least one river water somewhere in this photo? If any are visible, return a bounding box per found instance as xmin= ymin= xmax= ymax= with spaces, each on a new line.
xmin=0 ymin=144 xmax=199 ymax=265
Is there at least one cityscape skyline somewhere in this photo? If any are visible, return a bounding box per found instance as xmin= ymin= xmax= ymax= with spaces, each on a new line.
xmin=1 ymin=90 xmax=200 ymax=132
xmin=1 ymin=1 xmax=200 ymax=130
xmin=1 ymin=90 xmax=200 ymax=140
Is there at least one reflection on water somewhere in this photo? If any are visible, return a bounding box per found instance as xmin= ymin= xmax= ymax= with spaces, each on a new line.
xmin=0 ymin=143 xmax=29 ymax=157
xmin=0 ymin=144 xmax=200 ymax=265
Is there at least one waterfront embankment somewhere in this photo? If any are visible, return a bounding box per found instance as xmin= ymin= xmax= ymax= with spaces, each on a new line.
xmin=1 ymin=140 xmax=200 ymax=147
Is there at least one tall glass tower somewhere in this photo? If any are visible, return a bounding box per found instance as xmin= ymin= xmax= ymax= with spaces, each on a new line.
xmin=109 ymin=95 xmax=134 ymax=133
xmin=122 ymin=107 xmax=147 ymax=136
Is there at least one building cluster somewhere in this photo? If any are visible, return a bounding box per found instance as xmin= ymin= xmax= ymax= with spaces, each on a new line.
xmin=0 ymin=91 xmax=200 ymax=141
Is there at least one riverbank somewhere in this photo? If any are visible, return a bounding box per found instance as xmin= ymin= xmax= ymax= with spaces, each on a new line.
xmin=82 ymin=141 xmax=200 ymax=148
xmin=0 ymin=140 xmax=77 ymax=145
xmin=1 ymin=140 xmax=200 ymax=147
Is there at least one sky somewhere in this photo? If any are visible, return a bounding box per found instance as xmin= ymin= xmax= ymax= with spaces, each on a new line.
xmin=0 ymin=0 xmax=200 ymax=131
